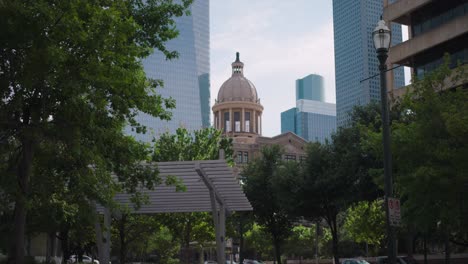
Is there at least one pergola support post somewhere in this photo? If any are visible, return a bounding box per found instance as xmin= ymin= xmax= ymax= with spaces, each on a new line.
xmin=196 ymin=163 xmax=226 ymax=263
xmin=95 ymin=207 xmax=111 ymax=264
xmin=217 ymin=205 xmax=226 ymax=264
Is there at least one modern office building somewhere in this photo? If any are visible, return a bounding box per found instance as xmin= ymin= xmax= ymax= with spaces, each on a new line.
xmin=296 ymin=74 xmax=325 ymax=101
xmin=383 ymin=0 xmax=468 ymax=97
xmin=281 ymin=74 xmax=336 ymax=143
xmin=333 ymin=0 xmax=405 ymax=127
xmin=126 ymin=0 xmax=210 ymax=142
xmin=213 ymin=53 xmax=307 ymax=175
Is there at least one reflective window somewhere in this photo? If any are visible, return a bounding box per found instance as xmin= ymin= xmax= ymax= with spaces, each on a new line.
xmin=245 ymin=112 xmax=251 ymax=132
xmin=234 ymin=112 xmax=240 ymax=132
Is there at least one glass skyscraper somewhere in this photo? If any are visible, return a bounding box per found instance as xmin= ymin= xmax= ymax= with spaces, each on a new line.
xmin=126 ymin=0 xmax=210 ymax=142
xmin=333 ymin=0 xmax=405 ymax=127
xmin=281 ymin=74 xmax=336 ymax=143
xmin=296 ymin=74 xmax=325 ymax=101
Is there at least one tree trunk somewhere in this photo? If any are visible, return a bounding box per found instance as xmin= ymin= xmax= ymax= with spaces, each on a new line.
xmin=119 ymin=215 xmax=127 ymax=264
xmin=8 ymin=138 xmax=34 ymax=264
xmin=185 ymin=220 xmax=192 ymax=264
xmin=239 ymin=221 xmax=244 ymax=264
xmin=423 ymin=234 xmax=427 ymax=264
xmin=329 ymin=216 xmax=339 ymax=264
xmin=407 ymin=232 xmax=413 ymax=259
xmin=444 ymin=232 xmax=450 ymax=264
xmin=46 ymin=232 xmax=55 ymax=263
xmin=273 ymin=236 xmax=282 ymax=264
xmin=60 ymin=227 xmax=70 ymax=264
xmin=315 ymin=222 xmax=320 ymax=264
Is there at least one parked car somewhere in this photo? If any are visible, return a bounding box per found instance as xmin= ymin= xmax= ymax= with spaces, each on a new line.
xmin=376 ymin=256 xmax=408 ymax=264
xmin=400 ymin=256 xmax=418 ymax=264
xmin=203 ymin=260 xmax=237 ymax=264
xmin=342 ymin=259 xmax=370 ymax=264
xmin=243 ymin=260 xmax=263 ymax=264
xmin=68 ymin=255 xmax=100 ymax=264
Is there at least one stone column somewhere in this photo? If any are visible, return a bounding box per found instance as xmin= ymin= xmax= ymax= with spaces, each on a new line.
xmin=229 ymin=108 xmax=233 ymax=132
xmin=259 ymin=114 xmax=262 ymax=135
xmin=241 ymin=108 xmax=245 ymax=132
xmin=253 ymin=110 xmax=257 ymax=134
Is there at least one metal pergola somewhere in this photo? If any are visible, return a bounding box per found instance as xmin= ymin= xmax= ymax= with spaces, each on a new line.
xmin=95 ymin=158 xmax=252 ymax=264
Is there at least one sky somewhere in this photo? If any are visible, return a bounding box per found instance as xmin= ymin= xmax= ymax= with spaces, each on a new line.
xmin=210 ymin=1 xmax=336 ymax=137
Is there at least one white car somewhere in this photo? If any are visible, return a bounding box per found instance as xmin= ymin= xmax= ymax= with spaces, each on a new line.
xmin=68 ymin=255 xmax=100 ymax=264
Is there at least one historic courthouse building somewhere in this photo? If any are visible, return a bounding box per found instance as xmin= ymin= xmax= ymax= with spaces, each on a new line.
xmin=212 ymin=53 xmax=307 ymax=174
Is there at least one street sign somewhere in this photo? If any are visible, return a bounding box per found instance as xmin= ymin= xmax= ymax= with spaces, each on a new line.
xmin=388 ymin=197 xmax=401 ymax=226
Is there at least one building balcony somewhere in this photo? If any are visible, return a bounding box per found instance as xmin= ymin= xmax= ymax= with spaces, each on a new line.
xmin=388 ymin=15 xmax=468 ymax=66
xmin=383 ymin=0 xmax=432 ymax=25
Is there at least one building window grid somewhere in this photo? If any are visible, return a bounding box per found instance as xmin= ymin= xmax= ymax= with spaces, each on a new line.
xmin=236 ymin=151 xmax=249 ymax=164
xmin=284 ymin=154 xmax=297 ymax=161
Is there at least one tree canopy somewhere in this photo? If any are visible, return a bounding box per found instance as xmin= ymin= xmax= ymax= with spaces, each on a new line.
xmin=0 ymin=0 xmax=192 ymax=263
xmin=242 ymin=145 xmax=295 ymax=264
xmin=391 ymin=63 xmax=468 ymax=245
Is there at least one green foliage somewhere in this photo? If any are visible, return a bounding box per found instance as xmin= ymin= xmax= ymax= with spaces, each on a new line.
xmin=0 ymin=0 xmax=192 ymax=261
xmin=244 ymin=223 xmax=274 ymax=260
xmin=110 ymin=127 xmax=231 ymax=263
xmin=297 ymin=105 xmax=385 ymax=262
xmin=242 ymin=145 xmax=294 ymax=264
xmin=360 ymin=59 xmax=468 ymax=246
xmin=151 ymin=127 xmax=233 ymax=262
xmin=152 ymin=127 xmax=234 ymax=164
xmin=391 ymin=62 xmax=468 ymax=242
xmin=111 ymin=214 xmax=180 ymax=263
xmin=147 ymin=226 xmax=180 ymax=264
xmin=284 ymin=225 xmax=316 ymax=259
xmin=343 ymin=200 xmax=385 ymax=248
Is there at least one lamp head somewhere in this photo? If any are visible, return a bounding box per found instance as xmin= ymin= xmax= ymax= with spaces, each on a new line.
xmin=373 ymin=20 xmax=391 ymax=52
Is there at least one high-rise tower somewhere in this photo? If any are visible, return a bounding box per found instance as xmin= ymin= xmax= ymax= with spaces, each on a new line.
xmin=281 ymin=74 xmax=336 ymax=143
xmin=127 ymin=0 xmax=210 ymax=142
xmin=333 ymin=0 xmax=405 ymax=127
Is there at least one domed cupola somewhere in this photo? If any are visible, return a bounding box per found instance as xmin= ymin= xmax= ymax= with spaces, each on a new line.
xmin=213 ymin=52 xmax=264 ymax=136
xmin=217 ymin=52 xmax=259 ymax=103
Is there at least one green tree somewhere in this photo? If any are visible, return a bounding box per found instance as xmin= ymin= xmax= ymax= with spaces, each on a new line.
xmin=227 ymin=212 xmax=255 ymax=264
xmin=111 ymin=127 xmax=231 ymax=264
xmin=283 ymin=225 xmax=316 ymax=259
xmin=390 ymin=63 xmax=468 ymax=247
xmin=152 ymin=127 xmax=233 ymax=263
xmin=153 ymin=127 xmax=234 ymax=164
xmin=343 ymin=200 xmax=385 ymax=255
xmin=242 ymin=145 xmax=295 ymax=264
xmin=299 ymin=123 xmax=380 ymax=264
xmin=361 ymin=61 xmax=468 ymax=259
xmin=244 ymin=223 xmax=274 ymax=261
xmin=111 ymin=213 xmax=162 ymax=264
xmin=0 ymin=1 xmax=193 ymax=263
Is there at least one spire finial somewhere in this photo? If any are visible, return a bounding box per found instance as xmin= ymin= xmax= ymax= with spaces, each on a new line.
xmin=235 ymin=52 xmax=240 ymax=62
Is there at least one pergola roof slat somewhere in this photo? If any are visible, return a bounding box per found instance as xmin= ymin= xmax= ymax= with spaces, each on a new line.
xmin=97 ymin=160 xmax=252 ymax=213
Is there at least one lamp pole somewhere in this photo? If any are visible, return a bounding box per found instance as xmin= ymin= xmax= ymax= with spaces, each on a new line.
xmin=373 ymin=20 xmax=396 ymax=264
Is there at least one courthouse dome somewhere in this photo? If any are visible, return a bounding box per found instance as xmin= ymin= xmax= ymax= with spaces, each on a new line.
xmin=217 ymin=52 xmax=259 ymax=103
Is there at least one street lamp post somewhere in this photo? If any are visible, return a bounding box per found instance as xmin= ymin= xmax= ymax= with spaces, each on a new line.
xmin=373 ymin=19 xmax=396 ymax=264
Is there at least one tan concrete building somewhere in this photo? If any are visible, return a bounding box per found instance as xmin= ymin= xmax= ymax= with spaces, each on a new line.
xmin=383 ymin=0 xmax=468 ymax=97
xmin=212 ymin=53 xmax=307 ymax=174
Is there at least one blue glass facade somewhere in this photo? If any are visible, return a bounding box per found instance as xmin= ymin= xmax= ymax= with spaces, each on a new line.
xmin=296 ymin=112 xmax=336 ymax=143
xmin=281 ymin=107 xmax=297 ymax=134
xmin=333 ymin=0 xmax=405 ymax=127
xmin=282 ymin=73 xmax=336 ymax=143
xmin=296 ymin=74 xmax=324 ymax=101
xmin=126 ymin=0 xmax=210 ymax=142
